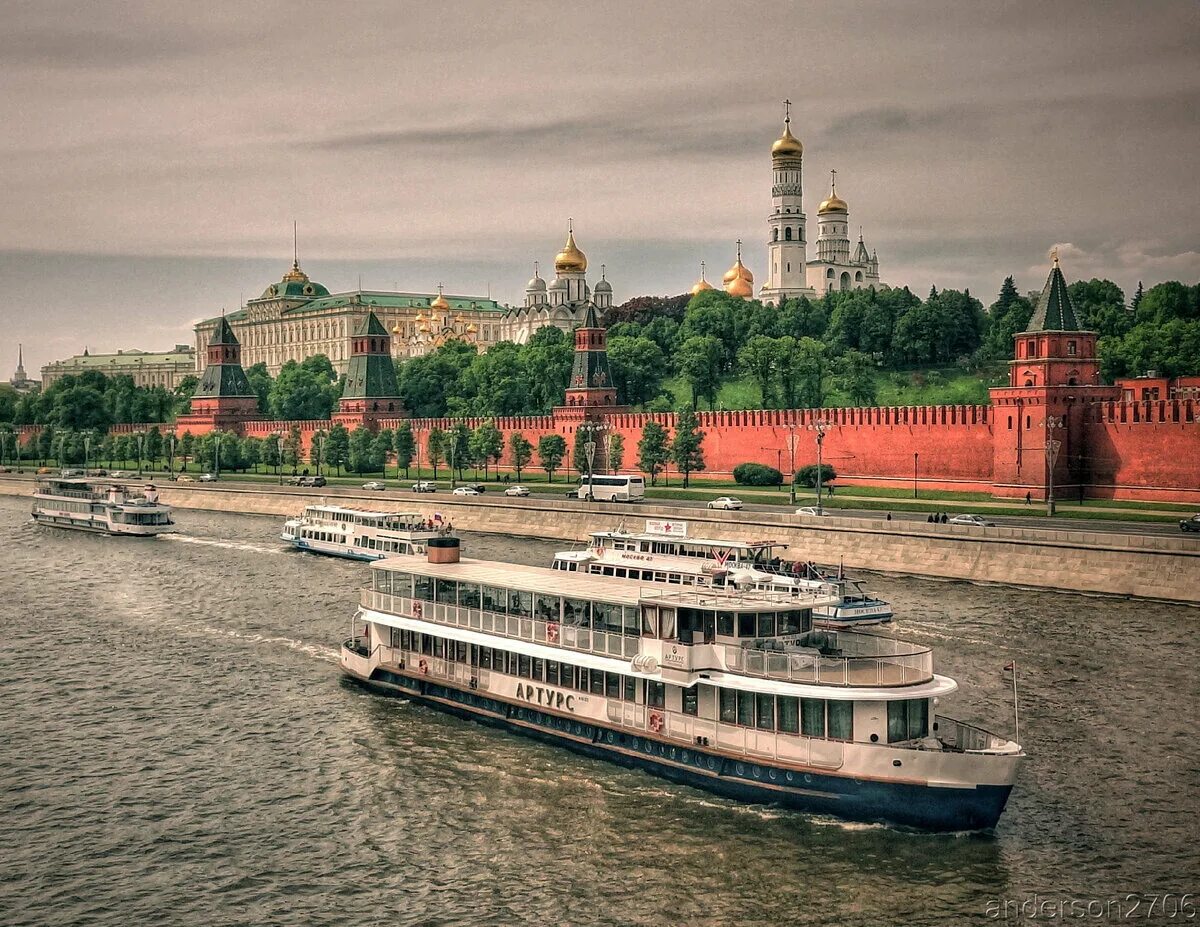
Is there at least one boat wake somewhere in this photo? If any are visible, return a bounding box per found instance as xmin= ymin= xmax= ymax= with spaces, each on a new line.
xmin=896 ymin=621 xmax=994 ymax=648
xmin=162 ymin=533 xmax=283 ymax=555
xmin=194 ymin=625 xmax=341 ymax=663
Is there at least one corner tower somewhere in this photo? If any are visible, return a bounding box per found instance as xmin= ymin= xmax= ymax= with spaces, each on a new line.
xmin=334 ymin=311 xmax=404 ymax=427
xmin=563 ymin=303 xmax=617 ymax=409
xmin=760 ymin=101 xmax=813 ymax=303
xmin=178 ymin=316 xmax=262 ymax=432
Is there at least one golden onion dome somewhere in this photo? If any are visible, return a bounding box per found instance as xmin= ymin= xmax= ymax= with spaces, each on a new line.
xmin=414 ymin=312 xmax=427 ymax=323
xmin=691 ymin=277 xmax=714 ymax=296
xmin=466 ymin=322 xmax=478 ymax=334
xmin=723 ymin=241 xmax=753 ymax=288
xmin=818 ymin=171 xmax=848 ymax=214
xmin=431 ymin=287 xmax=451 ymax=311
xmin=771 ymin=122 xmax=803 ymax=159
xmin=726 ymin=274 xmax=753 ymax=299
xmin=554 ymin=228 xmax=587 ymax=273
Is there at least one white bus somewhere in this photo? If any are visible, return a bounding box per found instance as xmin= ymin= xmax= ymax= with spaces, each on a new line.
xmin=574 ymin=474 xmax=646 ymax=502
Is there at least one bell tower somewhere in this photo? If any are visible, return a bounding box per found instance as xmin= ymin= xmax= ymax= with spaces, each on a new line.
xmin=761 ymin=100 xmax=813 ymax=303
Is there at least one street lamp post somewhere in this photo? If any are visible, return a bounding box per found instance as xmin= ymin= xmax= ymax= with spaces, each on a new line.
xmin=449 ymin=437 xmax=457 ymax=489
xmin=276 ymin=436 xmax=284 ymax=485
xmin=1045 ymin=417 xmax=1064 ymax=517
xmin=584 ymin=436 xmax=597 ymax=502
xmin=313 ymin=434 xmax=323 ymax=478
xmin=786 ymin=426 xmax=800 ymax=505
xmin=913 ymin=452 xmax=919 ymax=499
xmin=214 ymin=433 xmax=222 ymax=480
xmin=167 ymin=435 xmax=175 ymax=478
xmin=809 ymin=419 xmax=830 ymax=515
xmin=135 ymin=433 xmax=145 ymax=478
xmin=83 ymin=434 xmax=92 ymax=475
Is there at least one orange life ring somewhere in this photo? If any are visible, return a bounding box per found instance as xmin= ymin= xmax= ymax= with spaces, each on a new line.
xmin=649 ymin=711 xmax=664 ymax=733
xmin=546 ymin=622 xmax=559 ymax=643
xmin=418 ymin=659 xmax=429 ymax=675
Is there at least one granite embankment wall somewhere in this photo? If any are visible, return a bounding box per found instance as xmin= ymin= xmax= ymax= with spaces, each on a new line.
xmin=6 ymin=477 xmax=1195 ymax=603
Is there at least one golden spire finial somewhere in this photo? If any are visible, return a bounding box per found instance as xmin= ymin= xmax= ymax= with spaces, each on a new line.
xmin=1051 ymin=247 xmax=1059 ymax=268
xmin=736 ymin=238 xmax=743 ymax=262
xmin=601 ymin=263 xmax=606 ymax=281
xmin=701 ymin=260 xmax=707 ymax=281
xmin=784 ymin=98 xmax=791 ymax=127
xmin=830 ymin=169 xmax=837 ymax=196
xmin=534 ymin=260 xmax=540 ymax=278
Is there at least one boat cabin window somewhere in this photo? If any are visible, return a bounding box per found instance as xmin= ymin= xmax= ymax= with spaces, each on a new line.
xmin=887 ymin=698 xmax=929 ymax=743
xmin=641 ymin=605 xmax=678 ymax=639
xmin=682 ymin=686 xmax=698 ymax=716
xmin=646 ymin=680 xmax=665 ymax=708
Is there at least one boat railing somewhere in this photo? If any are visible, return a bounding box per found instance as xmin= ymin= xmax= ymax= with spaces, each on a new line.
xmin=361 ymin=590 xmax=641 ymax=661
xmin=933 ymin=715 xmax=1020 ymax=755
xmin=726 ymin=630 xmax=933 ymax=687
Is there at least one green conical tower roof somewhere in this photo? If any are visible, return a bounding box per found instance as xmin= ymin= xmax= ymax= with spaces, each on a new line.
xmin=342 ymin=311 xmax=400 ymax=400
xmin=1026 ymin=257 xmax=1080 ymax=332
xmin=208 ymin=315 xmax=239 ymax=346
xmin=194 ymin=315 xmax=254 ymax=398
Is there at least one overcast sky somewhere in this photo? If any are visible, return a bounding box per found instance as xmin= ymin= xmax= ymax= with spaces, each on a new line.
xmin=2 ymin=0 xmax=1198 ymax=375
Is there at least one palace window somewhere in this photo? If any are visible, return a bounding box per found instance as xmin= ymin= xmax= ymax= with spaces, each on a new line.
xmin=1067 ymin=340 xmax=1077 ymax=356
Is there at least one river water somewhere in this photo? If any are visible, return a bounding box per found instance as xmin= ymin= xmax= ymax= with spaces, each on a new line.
xmin=0 ymin=495 xmax=1196 ymax=926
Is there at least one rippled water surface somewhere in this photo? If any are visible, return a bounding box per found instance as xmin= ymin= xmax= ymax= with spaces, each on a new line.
xmin=1 ymin=496 xmax=1197 ymax=926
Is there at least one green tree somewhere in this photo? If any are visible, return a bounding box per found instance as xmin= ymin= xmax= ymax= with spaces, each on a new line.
xmin=373 ymin=428 xmax=394 ymax=477
xmin=1068 ymin=279 xmax=1130 ymax=338
xmin=508 ymin=432 xmax=533 ymax=481
xmin=670 ymin=408 xmax=706 ymax=487
xmin=178 ymin=432 xmax=194 ymax=472
xmin=262 ymin=433 xmax=281 ymax=472
xmin=324 ymin=424 xmax=351 ymax=475
xmin=738 ymin=335 xmax=778 ymax=407
xmin=394 ymin=422 xmax=415 ymax=477
xmin=537 ymin=433 xmax=566 ymax=483
xmin=245 ymin=362 xmax=273 ymax=413
xmin=637 ymin=420 xmax=670 ymax=486
xmin=348 ymin=427 xmax=378 ymax=474
xmin=836 ymin=350 xmax=877 ymax=406
xmin=982 ymin=276 xmax=1035 ymax=360
xmin=678 ymin=334 xmax=723 ymax=409
xmin=269 ymin=356 xmax=339 ymax=420
xmin=241 ymin=436 xmax=262 ymax=473
xmin=284 ymin=424 xmax=302 ymax=473
xmin=427 ymin=427 xmax=446 ymax=479
xmin=607 ymin=432 xmax=625 ymax=472
xmin=607 ymin=335 xmax=667 ymax=406
xmin=471 ymin=421 xmax=504 ymax=479
xmin=449 ymin=422 xmax=471 ymax=479
xmin=144 ymin=426 xmax=163 ymax=466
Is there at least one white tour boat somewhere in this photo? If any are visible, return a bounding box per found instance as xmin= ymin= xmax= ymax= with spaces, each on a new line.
xmin=553 ymin=521 xmax=893 ymax=628
xmin=282 ymin=504 xmax=449 ymax=561
xmin=31 ymin=477 xmax=175 ymax=536
xmin=341 ymin=538 xmax=1024 ymax=832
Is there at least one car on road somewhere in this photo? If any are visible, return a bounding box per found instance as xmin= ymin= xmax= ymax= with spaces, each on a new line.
xmin=362 ymin=480 xmax=387 ymax=491
xmin=1180 ymin=513 xmax=1200 ymax=533
xmin=0 ymin=466 xmax=10 ymax=473
xmin=299 ymin=475 xmax=327 ymax=487
xmin=176 ymin=474 xmax=196 ymax=482
xmin=707 ymin=496 xmax=744 ymax=510
xmin=948 ymin=513 xmax=995 ymax=527
xmin=61 ymin=468 xmax=85 ymax=478
xmin=794 ymin=506 xmax=830 ymax=516
xmin=504 ymin=485 xmax=531 ymax=497
xmin=198 ymin=473 xmax=219 ymax=482
xmin=452 ymin=486 xmax=480 ymax=496
xmin=412 ymin=481 xmax=437 ymax=493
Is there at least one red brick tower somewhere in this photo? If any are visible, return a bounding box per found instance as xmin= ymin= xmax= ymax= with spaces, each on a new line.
xmin=990 ymin=255 xmax=1118 ymax=500
xmin=332 ymin=311 xmax=404 ymax=429
xmin=177 ymin=315 xmax=263 ymax=434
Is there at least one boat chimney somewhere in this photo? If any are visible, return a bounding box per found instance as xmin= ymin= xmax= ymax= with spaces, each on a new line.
xmin=427 ymin=536 xmax=460 ymax=564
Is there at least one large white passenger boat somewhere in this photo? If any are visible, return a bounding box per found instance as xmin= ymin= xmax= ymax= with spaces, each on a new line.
xmin=32 ymin=477 xmax=175 ymax=536
xmin=282 ymin=504 xmax=447 ymax=561
xmin=342 ymin=538 xmax=1023 ymax=831
xmin=553 ymin=522 xmax=892 ymax=628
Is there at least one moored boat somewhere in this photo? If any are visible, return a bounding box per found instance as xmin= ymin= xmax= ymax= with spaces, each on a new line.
xmin=341 ymin=539 xmax=1023 ymax=831
xmin=553 ymin=521 xmax=893 ymax=628
xmin=282 ymin=504 xmax=449 ymax=561
xmin=32 ymin=477 xmax=175 ymax=536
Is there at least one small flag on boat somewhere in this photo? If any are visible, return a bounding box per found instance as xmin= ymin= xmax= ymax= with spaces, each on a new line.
xmin=1003 ymin=660 xmax=1015 ymax=672
xmin=433 ymin=512 xmax=443 ymax=523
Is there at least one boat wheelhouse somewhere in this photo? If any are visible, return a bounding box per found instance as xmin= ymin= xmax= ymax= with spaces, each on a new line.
xmin=341 ymin=541 xmax=1023 ymax=831
xmin=553 ymin=522 xmax=892 ymax=628
xmin=31 ymin=477 xmax=175 ymax=536
xmin=282 ymin=504 xmax=448 ymax=561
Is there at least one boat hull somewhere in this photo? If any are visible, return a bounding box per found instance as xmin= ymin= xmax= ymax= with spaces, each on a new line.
xmin=31 ymin=511 xmax=171 ymax=536
xmin=343 ymin=661 xmax=1014 ymax=832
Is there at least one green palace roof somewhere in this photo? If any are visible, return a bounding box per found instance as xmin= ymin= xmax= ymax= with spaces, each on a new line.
xmin=198 ymin=289 xmax=505 ymax=328
xmin=46 ymin=348 xmax=196 ymax=368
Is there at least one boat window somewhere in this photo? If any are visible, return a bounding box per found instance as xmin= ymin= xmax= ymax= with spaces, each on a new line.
xmin=590 ymin=670 xmax=605 ymax=695
xmin=563 ymin=598 xmax=590 ymax=628
xmin=719 ymin=689 xmax=737 ymax=723
xmin=531 ymin=657 xmax=544 ymax=681
xmin=479 ymin=648 xmax=492 ymax=670
xmin=615 ymin=568 xmax=628 ymax=579
xmin=481 ymin=585 xmax=506 ymax=614
xmin=413 ymin=574 xmax=434 ymax=601
xmin=546 ymin=661 xmax=559 ymax=686
xmin=756 ymin=694 xmax=775 ymax=730
xmin=601 ymin=566 xmax=614 ymax=576
xmin=606 ymin=672 xmax=621 ymax=699
xmin=533 ymin=594 xmax=559 ymax=622
xmin=888 ymin=698 xmax=928 ymax=743
xmin=458 ymin=583 xmax=480 ymax=608
xmin=716 ymin=611 xmax=735 ymax=636
xmin=509 ymin=590 xmax=532 ymax=619
xmin=435 ymin=579 xmax=457 ymax=604
xmin=659 ymin=608 xmax=677 ymax=640
xmin=801 ymin=698 xmax=826 ymax=737
xmin=624 ymin=676 xmax=636 ymax=701
xmin=594 ymin=601 xmax=624 ymax=635
xmin=827 ymin=700 xmax=854 ymax=741
xmin=736 ymin=691 xmax=755 ymax=727
xmin=738 ymin=612 xmax=756 ymax=638
xmin=778 ymin=610 xmax=805 ymax=636
xmin=777 ymin=696 xmax=800 ymax=734
xmin=623 ymin=607 xmax=640 ymax=636
xmin=682 ymin=686 xmax=698 ymax=716
xmin=455 ymin=641 xmax=468 ymax=663
xmin=757 ymin=611 xmax=777 ymax=637
xmin=641 ymin=606 xmax=657 ymax=636
xmin=646 ymin=680 xmax=665 ymax=708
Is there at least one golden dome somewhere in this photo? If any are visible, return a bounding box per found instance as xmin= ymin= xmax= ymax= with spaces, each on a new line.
xmin=414 ymin=312 xmax=427 ymax=323
xmin=726 ymin=274 xmax=753 ymax=299
xmin=818 ymin=170 xmax=848 ymax=214
xmin=281 ymin=260 xmax=309 ymax=283
xmin=465 ymin=322 xmax=478 ymax=335
xmin=771 ymin=122 xmax=803 ymax=159
xmin=722 ymin=240 xmax=753 ymax=289
xmin=554 ymin=226 xmax=587 ymax=273
xmin=431 ymin=285 xmax=450 ymax=311
xmin=691 ymin=261 xmax=715 ymax=296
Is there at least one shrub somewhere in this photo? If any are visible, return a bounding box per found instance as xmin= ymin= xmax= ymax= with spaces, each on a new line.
xmin=795 ymin=463 xmax=837 ymax=487
xmin=733 ymin=463 xmax=783 ymax=486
